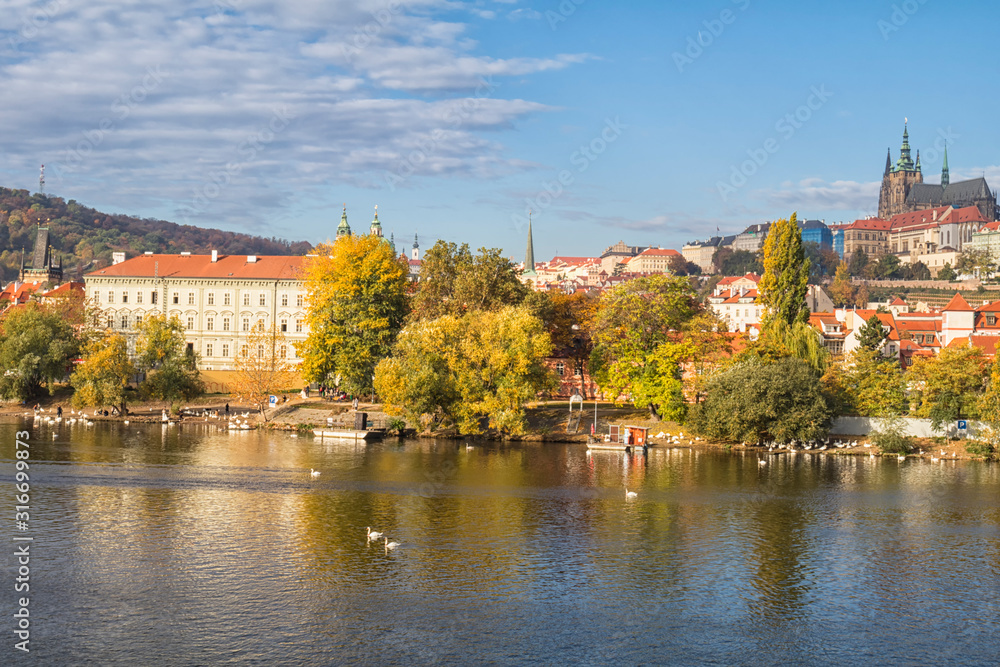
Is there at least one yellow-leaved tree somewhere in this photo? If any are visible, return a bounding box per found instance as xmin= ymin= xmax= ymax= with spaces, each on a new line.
xmin=70 ymin=332 xmax=136 ymax=414
xmin=300 ymin=234 xmax=409 ymax=396
xmin=232 ymin=321 xmax=297 ymax=419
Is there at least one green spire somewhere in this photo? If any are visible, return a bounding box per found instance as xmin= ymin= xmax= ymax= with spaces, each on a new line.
xmin=523 ymin=212 xmax=537 ymax=277
xmin=915 ymin=150 xmax=921 ymax=173
xmin=389 ymin=232 xmax=396 ymax=255
xmin=895 ymin=122 xmax=915 ymax=172
xmin=336 ymin=204 xmax=351 ymax=238
xmin=942 ymin=146 xmax=950 ymax=186
xmin=369 ymin=205 xmax=383 ymax=237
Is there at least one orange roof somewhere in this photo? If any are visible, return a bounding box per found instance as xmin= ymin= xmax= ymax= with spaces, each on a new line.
xmin=947 ymin=336 xmax=1000 ymax=355
xmin=889 ymin=206 xmax=951 ymax=230
xmin=636 ymin=248 xmax=680 ymax=258
xmin=942 ymin=292 xmax=974 ymax=312
xmin=0 ymin=281 xmax=42 ymax=304
xmin=86 ymin=254 xmax=305 ymax=280
xmin=947 ymin=206 xmax=988 ymax=223
xmin=975 ymin=300 xmax=1000 ymax=313
xmin=42 ymin=281 xmax=85 ymax=297
xmin=979 ymin=221 xmax=1000 ymax=232
xmin=847 ymin=217 xmax=890 ymax=230
xmin=717 ymin=273 xmax=761 ymax=285
xmin=890 ymin=297 xmax=907 ymax=306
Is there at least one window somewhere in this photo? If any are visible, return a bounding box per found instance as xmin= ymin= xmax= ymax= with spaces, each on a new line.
xmin=107 ymin=316 xmax=113 ymax=328
xmin=988 ymin=315 xmax=997 ymax=326
xmin=173 ymin=293 xmax=179 ymax=305
xmin=151 ymin=291 xmax=157 ymax=305
xmin=257 ymin=344 xmax=264 ymax=358
xmin=259 ymin=293 xmax=266 ymax=306
xmin=223 ymin=317 xmax=230 ymax=331
xmin=243 ymin=293 xmax=250 ymax=306
xmin=187 ymin=317 xmax=194 ymax=330
xmin=242 ymin=318 xmax=249 ymax=332
xmin=206 ymin=343 xmax=213 ymax=357
xmin=556 ymin=362 xmax=565 ymax=376
xmin=295 ymin=319 xmax=302 ymax=333
xmin=296 ymin=294 xmax=303 ymax=307
xmin=280 ymin=319 xmax=287 ymax=332
xmin=208 ymin=293 xmax=215 ymax=306
xmin=188 ymin=293 xmax=195 ymax=305
xmin=108 ymin=291 xmax=115 ymax=304
xmin=281 ymin=294 xmax=288 ymax=307
xmin=222 ymin=344 xmax=229 ymax=358
xmin=121 ymin=315 xmax=128 ymax=328
xmin=122 ymin=291 xmax=128 ymax=304
xmin=280 ymin=345 xmax=287 ymax=358
xmin=574 ymin=364 xmax=582 ymax=377
xmin=206 ymin=317 xmax=214 ymax=331
xmin=134 ymin=314 xmax=142 ymax=327
xmin=136 ymin=292 xmax=143 ymax=304
xmin=257 ymin=319 xmax=265 ymax=331
xmin=240 ymin=345 xmax=248 ymax=358
xmin=224 ymin=293 xmax=231 ymax=306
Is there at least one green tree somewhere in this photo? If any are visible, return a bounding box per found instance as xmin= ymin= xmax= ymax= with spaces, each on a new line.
xmin=135 ymin=314 xmax=204 ymax=408
xmin=301 ymin=235 xmax=410 ymax=395
xmin=973 ymin=358 xmax=1000 ymax=457
xmin=689 ymin=357 xmax=833 ymax=444
xmin=901 ymin=261 xmax=931 ymax=281
xmin=937 ymin=263 xmax=957 ymax=281
xmin=668 ymin=253 xmax=702 ymax=276
xmin=410 ymin=241 xmax=473 ymax=320
xmin=956 ymin=248 xmax=995 ymax=278
xmin=848 ymin=249 xmax=868 ymax=276
xmin=0 ymin=304 xmax=78 ymax=399
xmin=874 ymin=254 xmax=901 ymax=279
xmin=590 ymin=274 xmax=701 ymax=420
xmin=375 ymin=306 xmax=553 ymax=436
xmin=842 ymin=349 xmax=906 ymax=417
xmin=907 ymin=345 xmax=989 ymax=428
xmin=713 ymin=248 xmax=762 ymax=276
xmin=759 ymin=213 xmax=810 ymax=331
xmin=70 ymin=333 xmax=136 ymax=414
xmin=855 ymin=314 xmax=888 ymax=352
xmin=829 ymin=261 xmax=854 ymax=306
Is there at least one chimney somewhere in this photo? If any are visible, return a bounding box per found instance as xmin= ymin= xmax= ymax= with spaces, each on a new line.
xmin=212 ymin=250 xmax=218 ymax=263
xmin=247 ymin=255 xmax=257 ymax=263
xmin=932 ymin=210 xmax=937 ymax=221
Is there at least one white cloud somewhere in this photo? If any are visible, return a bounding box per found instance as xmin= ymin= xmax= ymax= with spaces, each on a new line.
xmin=755 ymin=178 xmax=880 ymax=212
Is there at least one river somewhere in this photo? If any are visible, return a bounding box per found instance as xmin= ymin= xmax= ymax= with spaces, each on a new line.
xmin=2 ymin=421 xmax=999 ymax=665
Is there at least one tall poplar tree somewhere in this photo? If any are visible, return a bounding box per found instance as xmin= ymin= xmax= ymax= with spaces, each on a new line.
xmin=759 ymin=213 xmax=810 ymax=330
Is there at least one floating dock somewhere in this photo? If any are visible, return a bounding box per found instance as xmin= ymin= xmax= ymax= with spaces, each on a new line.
xmin=312 ymin=429 xmax=382 ymax=441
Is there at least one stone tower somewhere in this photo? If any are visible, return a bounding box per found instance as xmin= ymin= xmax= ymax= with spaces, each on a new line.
xmin=522 ymin=215 xmax=536 ymax=277
xmin=878 ymin=123 xmax=923 ymax=219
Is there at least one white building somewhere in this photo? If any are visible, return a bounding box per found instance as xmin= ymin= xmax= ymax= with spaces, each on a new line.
xmin=84 ymin=252 xmax=309 ymax=372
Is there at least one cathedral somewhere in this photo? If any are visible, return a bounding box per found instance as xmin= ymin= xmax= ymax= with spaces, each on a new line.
xmin=878 ymin=124 xmax=998 ymax=221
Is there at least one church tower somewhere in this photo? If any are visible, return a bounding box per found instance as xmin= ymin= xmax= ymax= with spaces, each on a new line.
xmin=941 ymin=146 xmax=950 ymax=186
xmin=336 ymin=204 xmax=351 ymax=238
xmin=522 ymin=214 xmax=537 ymax=277
xmin=369 ymin=205 xmax=383 ymax=238
xmin=411 ymin=234 xmax=419 ymax=261
xmin=878 ymin=123 xmax=923 ymax=219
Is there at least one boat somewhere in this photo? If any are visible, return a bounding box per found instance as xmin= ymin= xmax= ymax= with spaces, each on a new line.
xmin=587 ymin=424 xmax=651 ymax=453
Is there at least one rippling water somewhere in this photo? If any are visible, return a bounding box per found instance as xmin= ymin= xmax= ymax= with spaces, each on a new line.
xmin=2 ymin=420 xmax=999 ymax=665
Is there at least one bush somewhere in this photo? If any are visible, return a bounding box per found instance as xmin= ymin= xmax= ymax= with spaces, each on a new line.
xmin=869 ymin=416 xmax=913 ymax=454
xmin=386 ymin=417 xmax=407 ymax=436
xmin=688 ymin=357 xmax=833 ymax=445
xmin=965 ymin=440 xmax=997 ymax=460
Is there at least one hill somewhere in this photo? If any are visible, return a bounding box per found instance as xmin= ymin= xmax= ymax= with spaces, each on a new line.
xmin=0 ymin=188 xmax=313 ymax=283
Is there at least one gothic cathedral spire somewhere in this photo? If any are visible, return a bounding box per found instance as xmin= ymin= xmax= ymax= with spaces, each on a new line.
xmin=884 ymin=147 xmax=892 ymax=176
xmin=522 ymin=212 xmax=537 ymax=277
xmin=942 ymin=145 xmax=950 ymax=186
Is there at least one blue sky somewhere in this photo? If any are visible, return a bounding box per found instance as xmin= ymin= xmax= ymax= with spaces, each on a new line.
xmin=3 ymin=0 xmax=999 ymax=261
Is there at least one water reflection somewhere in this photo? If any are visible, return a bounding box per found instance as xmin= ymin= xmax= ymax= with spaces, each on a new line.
xmin=2 ymin=421 xmax=999 ymax=665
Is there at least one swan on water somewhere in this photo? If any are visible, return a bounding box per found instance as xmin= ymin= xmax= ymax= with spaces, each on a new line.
xmin=384 ymin=537 xmax=399 ymax=551
xmin=625 ymin=488 xmax=637 ymax=499
xmin=310 ymin=469 xmax=321 ymax=477
xmin=367 ymin=527 xmax=383 ymax=540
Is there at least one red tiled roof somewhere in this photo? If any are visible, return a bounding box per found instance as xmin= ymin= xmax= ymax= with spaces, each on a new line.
xmin=86 ymin=254 xmax=305 ymax=280
xmin=947 ymin=206 xmax=988 ymax=223
xmin=890 ymin=297 xmax=907 ymax=306
xmin=974 ymin=300 xmax=1000 ymax=313
xmin=979 ymin=221 xmax=1000 ymax=232
xmin=846 ymin=218 xmax=891 ymax=230
xmin=889 ymin=206 xmax=951 ymax=231
xmin=717 ymin=273 xmax=761 ymax=285
xmin=942 ymin=292 xmax=974 ymax=312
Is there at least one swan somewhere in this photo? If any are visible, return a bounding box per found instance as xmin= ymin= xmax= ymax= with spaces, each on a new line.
xmin=758 ymin=459 xmax=767 ymax=466
xmin=625 ymin=488 xmax=637 ymax=499
xmin=367 ymin=527 xmax=383 ymax=540
xmin=897 ymin=455 xmax=906 ymax=461
xmin=384 ymin=537 xmax=399 ymax=551
xmin=310 ymin=468 xmax=321 ymax=477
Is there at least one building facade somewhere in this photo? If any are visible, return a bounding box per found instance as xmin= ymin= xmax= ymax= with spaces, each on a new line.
xmin=84 ymin=253 xmax=309 ymax=372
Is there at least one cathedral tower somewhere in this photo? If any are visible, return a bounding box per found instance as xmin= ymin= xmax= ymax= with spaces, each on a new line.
xmin=878 ymin=123 xmax=923 ymax=219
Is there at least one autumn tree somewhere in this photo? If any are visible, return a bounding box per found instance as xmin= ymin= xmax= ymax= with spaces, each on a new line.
xmin=135 ymin=314 xmax=204 ymax=408
xmin=907 ymin=345 xmax=989 ymax=428
xmin=829 ymin=261 xmax=854 ymax=306
xmin=759 ymin=213 xmax=810 ymax=332
xmin=410 ymin=241 xmax=527 ymax=321
xmin=543 ymin=291 xmax=597 ymax=396
xmin=974 ymin=358 xmax=1000 ymax=456
xmin=840 ymin=349 xmax=907 ymax=417
xmin=232 ymin=321 xmax=297 ymax=419
xmin=956 ymin=248 xmax=995 ymax=278
xmin=375 ymin=306 xmax=553 ymax=436
xmin=70 ymin=333 xmax=136 ymax=414
xmin=301 ymin=235 xmax=409 ymax=396
xmin=590 ymin=274 xmax=701 ymax=420
xmin=0 ymin=304 xmax=78 ymax=399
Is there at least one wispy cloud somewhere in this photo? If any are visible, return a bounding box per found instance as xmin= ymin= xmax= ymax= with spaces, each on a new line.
xmin=754 ymin=178 xmax=880 ymax=212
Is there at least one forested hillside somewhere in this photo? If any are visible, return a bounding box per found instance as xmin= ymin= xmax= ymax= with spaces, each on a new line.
xmin=0 ymin=188 xmax=312 ymax=283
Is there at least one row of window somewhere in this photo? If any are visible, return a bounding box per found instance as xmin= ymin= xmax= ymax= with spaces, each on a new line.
xmin=555 ymin=362 xmax=583 ymax=377
xmin=108 ymin=315 xmax=304 ymax=333
xmin=105 ymin=290 xmax=304 ymax=308
xmin=204 ymin=343 xmax=295 ymax=359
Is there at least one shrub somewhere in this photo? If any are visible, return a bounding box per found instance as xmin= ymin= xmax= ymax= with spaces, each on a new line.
xmin=387 ymin=417 xmax=407 ymax=436
xmin=965 ymin=440 xmax=997 ymax=460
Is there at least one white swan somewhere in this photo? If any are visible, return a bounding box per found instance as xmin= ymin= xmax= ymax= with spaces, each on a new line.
xmin=758 ymin=459 xmax=767 ymax=466
xmin=625 ymin=488 xmax=637 ymax=499
xmin=897 ymin=455 xmax=906 ymax=461
xmin=310 ymin=468 xmax=321 ymax=477
xmin=384 ymin=537 xmax=399 ymax=551
xmin=367 ymin=527 xmax=383 ymax=540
